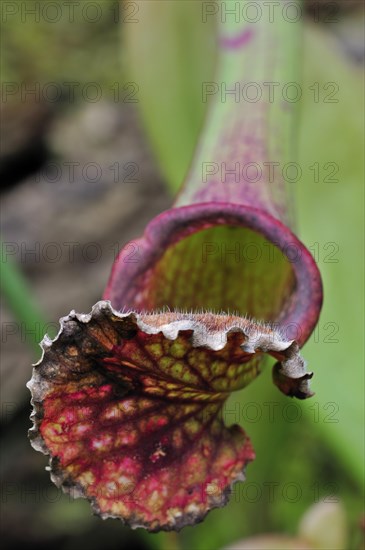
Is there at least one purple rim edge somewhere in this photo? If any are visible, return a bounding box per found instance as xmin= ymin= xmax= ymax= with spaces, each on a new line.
xmin=104 ymin=203 xmax=323 ymax=346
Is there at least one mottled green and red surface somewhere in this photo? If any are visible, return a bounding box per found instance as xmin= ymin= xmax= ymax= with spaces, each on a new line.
xmin=28 ymin=302 xmax=311 ymax=531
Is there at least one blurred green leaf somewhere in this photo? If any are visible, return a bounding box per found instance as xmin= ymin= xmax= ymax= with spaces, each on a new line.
xmin=0 ymin=239 xmax=53 ymax=354
xmin=123 ymin=0 xmax=216 ymax=192
xmin=296 ymin=24 xmax=364 ymax=482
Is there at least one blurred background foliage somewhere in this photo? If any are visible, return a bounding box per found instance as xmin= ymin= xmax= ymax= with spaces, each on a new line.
xmin=1 ymin=1 xmax=364 ymax=549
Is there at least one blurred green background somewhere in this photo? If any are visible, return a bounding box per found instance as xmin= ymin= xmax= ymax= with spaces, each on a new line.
xmin=1 ymin=1 xmax=364 ymax=549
